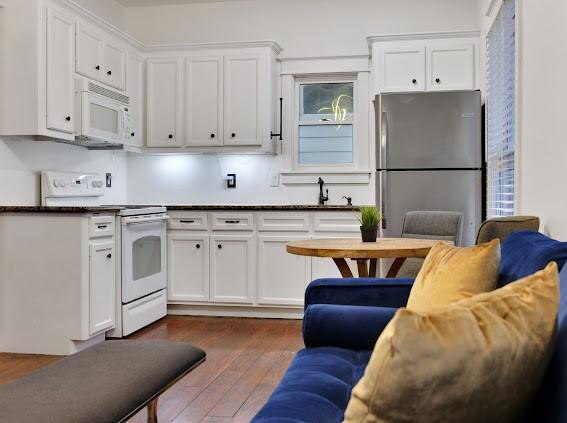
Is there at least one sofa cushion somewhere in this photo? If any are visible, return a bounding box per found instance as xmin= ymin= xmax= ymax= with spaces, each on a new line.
xmin=344 ymin=262 xmax=559 ymax=423
xmin=252 ymin=347 xmax=371 ymax=423
xmin=406 ymin=239 xmax=500 ymax=311
xmin=499 ymin=230 xmax=567 ymax=285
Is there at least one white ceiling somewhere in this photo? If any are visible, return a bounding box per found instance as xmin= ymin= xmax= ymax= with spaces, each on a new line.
xmin=116 ymin=0 xmax=248 ymax=6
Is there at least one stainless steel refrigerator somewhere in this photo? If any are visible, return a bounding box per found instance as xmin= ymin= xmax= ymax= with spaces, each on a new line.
xmin=376 ymin=91 xmax=483 ymax=246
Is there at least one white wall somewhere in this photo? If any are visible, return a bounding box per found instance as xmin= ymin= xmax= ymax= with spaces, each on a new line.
xmin=516 ymin=0 xmax=567 ymax=238
xmin=0 ymin=137 xmax=127 ymax=205
xmin=126 ymin=153 xmax=372 ymax=205
xmin=73 ymin=0 xmax=126 ymax=30
xmin=124 ymin=0 xmax=479 ymax=57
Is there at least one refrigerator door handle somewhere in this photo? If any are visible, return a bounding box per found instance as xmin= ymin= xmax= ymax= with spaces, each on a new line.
xmin=380 ymin=171 xmax=387 ymax=229
xmin=380 ymin=111 xmax=388 ymax=170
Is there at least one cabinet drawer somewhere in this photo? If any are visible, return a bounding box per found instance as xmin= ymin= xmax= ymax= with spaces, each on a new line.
xmin=314 ymin=212 xmax=360 ymax=233
xmin=211 ymin=213 xmax=254 ymax=231
xmin=89 ymin=215 xmax=115 ymax=238
xmin=168 ymin=212 xmax=208 ymax=231
xmin=258 ymin=213 xmax=309 ymax=232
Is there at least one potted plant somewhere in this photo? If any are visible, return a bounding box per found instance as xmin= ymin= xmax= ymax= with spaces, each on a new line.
xmin=357 ymin=206 xmax=381 ymax=242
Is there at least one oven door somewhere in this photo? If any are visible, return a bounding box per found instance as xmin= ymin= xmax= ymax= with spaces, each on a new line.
xmin=122 ymin=216 xmax=168 ymax=304
xmin=82 ymin=92 xmax=124 ymax=143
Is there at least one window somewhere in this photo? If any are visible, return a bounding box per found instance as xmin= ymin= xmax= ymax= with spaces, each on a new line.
xmin=486 ymin=0 xmax=516 ymax=217
xmin=296 ymin=79 xmax=355 ymax=166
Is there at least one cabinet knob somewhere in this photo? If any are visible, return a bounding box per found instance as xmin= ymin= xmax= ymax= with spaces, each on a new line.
xmin=412 ymin=79 xmax=417 ymax=84
xmin=211 ymin=133 xmax=215 ymax=139
xmin=131 ymin=132 xmax=135 ymax=137
xmin=435 ymin=78 xmax=441 ymax=83
xmin=65 ymin=116 xmax=71 ymax=121
xmin=231 ymin=133 xmax=236 ymax=138
xmin=168 ymin=134 xmax=173 ymax=139
xmin=106 ymin=253 xmax=112 ymax=259
xmin=107 ymin=70 xmax=112 ymax=75
xmin=217 ymin=244 xmax=222 ymax=249
xmin=196 ymin=244 xmax=201 ymax=249
xmin=95 ymin=65 xmax=100 ymax=70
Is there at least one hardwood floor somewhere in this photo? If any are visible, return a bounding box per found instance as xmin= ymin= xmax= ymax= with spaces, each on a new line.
xmin=0 ymin=316 xmax=304 ymax=422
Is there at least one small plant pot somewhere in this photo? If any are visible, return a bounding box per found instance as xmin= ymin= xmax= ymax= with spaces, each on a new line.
xmin=360 ymin=226 xmax=378 ymax=242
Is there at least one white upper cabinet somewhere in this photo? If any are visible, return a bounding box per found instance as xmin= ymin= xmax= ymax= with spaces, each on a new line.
xmin=46 ymin=6 xmax=75 ymax=134
xmin=75 ymin=22 xmax=104 ymax=82
xmin=76 ymin=22 xmax=126 ymax=91
xmin=370 ymin=32 xmax=479 ymax=94
xmin=426 ymin=44 xmax=474 ymax=91
xmin=125 ymin=52 xmax=144 ymax=147
xmin=223 ymin=55 xmax=262 ymax=146
xmin=379 ymin=46 xmax=426 ymax=93
xmin=185 ymin=56 xmax=223 ymax=147
xmin=103 ymin=40 xmax=126 ymax=90
xmin=147 ymin=58 xmax=183 ymax=147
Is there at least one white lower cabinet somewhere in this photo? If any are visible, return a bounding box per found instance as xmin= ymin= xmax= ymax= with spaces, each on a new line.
xmin=257 ymin=235 xmax=311 ymax=306
xmin=88 ymin=241 xmax=115 ymax=335
xmin=210 ymin=234 xmax=254 ymax=304
xmin=168 ymin=233 xmax=209 ymax=302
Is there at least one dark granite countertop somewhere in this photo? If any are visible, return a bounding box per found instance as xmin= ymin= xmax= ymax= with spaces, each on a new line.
xmin=0 ymin=206 xmax=123 ymax=213
xmin=141 ymin=204 xmax=360 ymax=211
xmin=0 ymin=204 xmax=360 ymax=213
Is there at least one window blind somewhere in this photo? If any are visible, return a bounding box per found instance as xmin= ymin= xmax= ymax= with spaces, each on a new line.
xmin=486 ymin=0 xmax=516 ymax=217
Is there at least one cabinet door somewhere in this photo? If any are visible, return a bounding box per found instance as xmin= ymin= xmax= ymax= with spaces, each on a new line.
xmin=147 ymin=58 xmax=183 ymax=147
xmin=223 ymin=55 xmax=262 ymax=146
xmin=185 ymin=56 xmax=223 ymax=146
xmin=89 ymin=241 xmax=115 ymax=335
xmin=210 ymin=234 xmax=254 ymax=304
xmin=257 ymin=235 xmax=311 ymax=306
xmin=168 ymin=234 xmax=209 ymax=302
xmin=103 ymin=40 xmax=126 ymax=91
xmin=379 ymin=46 xmax=426 ymax=93
xmin=426 ymin=45 xmax=474 ymax=91
xmin=46 ymin=7 xmax=75 ymax=134
xmin=125 ymin=52 xmax=144 ymax=147
xmin=75 ymin=22 xmax=104 ymax=82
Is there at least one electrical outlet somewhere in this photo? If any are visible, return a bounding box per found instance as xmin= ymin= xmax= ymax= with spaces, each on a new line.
xmin=226 ymin=173 xmax=236 ymax=188
xmin=269 ymin=172 xmax=280 ymax=187
xmin=105 ymin=173 xmax=112 ymax=188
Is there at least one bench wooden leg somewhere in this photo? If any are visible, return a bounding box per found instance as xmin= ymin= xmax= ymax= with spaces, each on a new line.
xmin=147 ymin=398 xmax=158 ymax=423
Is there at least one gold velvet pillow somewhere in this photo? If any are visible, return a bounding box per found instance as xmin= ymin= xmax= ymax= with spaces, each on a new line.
xmin=343 ymin=262 xmax=559 ymax=423
xmin=406 ymin=239 xmax=501 ymax=311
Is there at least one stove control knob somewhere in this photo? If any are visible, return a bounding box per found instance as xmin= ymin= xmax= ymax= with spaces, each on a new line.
xmin=98 ymin=181 xmax=104 ymax=188
xmin=53 ymin=180 xmax=60 ymax=188
xmin=91 ymin=181 xmax=97 ymax=188
xmin=60 ymin=180 xmax=66 ymax=188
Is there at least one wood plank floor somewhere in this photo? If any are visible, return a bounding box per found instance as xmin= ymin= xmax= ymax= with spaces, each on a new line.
xmin=0 ymin=316 xmax=304 ymax=422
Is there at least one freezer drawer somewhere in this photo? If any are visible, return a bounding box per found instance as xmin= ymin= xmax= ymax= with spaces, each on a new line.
xmin=378 ymin=170 xmax=481 ymax=246
xmin=377 ymin=91 xmax=481 ymax=169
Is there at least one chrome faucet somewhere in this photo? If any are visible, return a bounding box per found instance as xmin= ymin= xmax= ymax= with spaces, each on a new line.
xmin=318 ymin=177 xmax=329 ymax=205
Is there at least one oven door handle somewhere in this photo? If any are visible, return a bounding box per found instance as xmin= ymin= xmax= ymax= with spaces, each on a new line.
xmin=122 ymin=215 xmax=170 ymax=225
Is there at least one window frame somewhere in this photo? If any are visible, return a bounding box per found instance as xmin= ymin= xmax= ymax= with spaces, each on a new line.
xmin=292 ymin=74 xmax=359 ymax=171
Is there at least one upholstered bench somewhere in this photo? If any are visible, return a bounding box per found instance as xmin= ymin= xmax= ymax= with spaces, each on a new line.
xmin=0 ymin=340 xmax=206 ymax=423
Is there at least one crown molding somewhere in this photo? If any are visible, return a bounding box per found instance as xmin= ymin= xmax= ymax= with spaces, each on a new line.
xmin=143 ymin=40 xmax=283 ymax=54
xmin=52 ymin=0 xmax=282 ymax=54
xmin=367 ymin=30 xmax=481 ymax=49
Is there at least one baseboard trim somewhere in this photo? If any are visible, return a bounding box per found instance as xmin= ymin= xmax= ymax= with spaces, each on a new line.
xmin=168 ymin=304 xmax=304 ymax=319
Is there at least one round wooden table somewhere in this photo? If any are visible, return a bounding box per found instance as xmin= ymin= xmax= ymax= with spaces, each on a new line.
xmin=286 ymin=238 xmax=447 ymax=278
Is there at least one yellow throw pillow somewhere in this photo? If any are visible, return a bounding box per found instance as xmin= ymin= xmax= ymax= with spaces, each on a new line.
xmin=406 ymin=239 xmax=501 ymax=311
xmin=344 ymin=262 xmax=559 ymax=423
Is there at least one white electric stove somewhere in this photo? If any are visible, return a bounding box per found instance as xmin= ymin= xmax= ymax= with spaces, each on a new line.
xmin=42 ymin=171 xmax=168 ymax=338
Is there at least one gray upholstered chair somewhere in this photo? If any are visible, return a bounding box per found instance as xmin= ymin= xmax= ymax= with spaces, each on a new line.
xmin=395 ymin=211 xmax=463 ymax=278
xmin=475 ymin=215 xmax=540 ymax=244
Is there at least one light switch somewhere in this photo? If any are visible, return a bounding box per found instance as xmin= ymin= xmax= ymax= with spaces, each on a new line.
xmin=269 ymin=172 xmax=280 ymax=187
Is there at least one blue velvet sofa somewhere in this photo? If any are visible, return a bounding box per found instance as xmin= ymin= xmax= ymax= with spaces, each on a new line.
xmin=253 ymin=231 xmax=567 ymax=423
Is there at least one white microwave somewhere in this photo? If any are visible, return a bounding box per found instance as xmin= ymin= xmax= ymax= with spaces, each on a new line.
xmin=75 ymin=79 xmax=132 ymax=147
